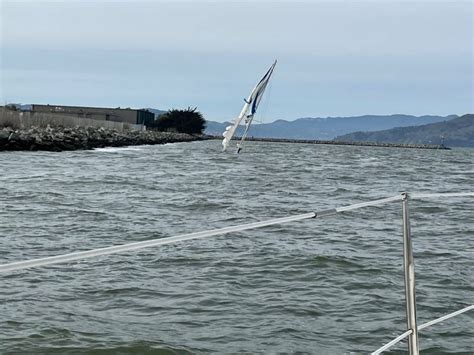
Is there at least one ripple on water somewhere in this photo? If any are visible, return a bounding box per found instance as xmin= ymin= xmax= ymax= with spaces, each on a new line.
xmin=0 ymin=142 xmax=473 ymax=353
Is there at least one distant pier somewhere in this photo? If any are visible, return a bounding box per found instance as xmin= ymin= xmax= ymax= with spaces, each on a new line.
xmin=210 ymin=136 xmax=450 ymax=150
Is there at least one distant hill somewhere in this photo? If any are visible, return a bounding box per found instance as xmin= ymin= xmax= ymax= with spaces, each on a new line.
xmin=205 ymin=114 xmax=455 ymax=140
xmin=335 ymin=114 xmax=474 ymax=147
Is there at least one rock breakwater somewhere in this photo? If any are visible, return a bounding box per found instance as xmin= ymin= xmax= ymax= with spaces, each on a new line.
xmin=237 ymin=137 xmax=450 ymax=150
xmin=0 ymin=126 xmax=207 ymax=152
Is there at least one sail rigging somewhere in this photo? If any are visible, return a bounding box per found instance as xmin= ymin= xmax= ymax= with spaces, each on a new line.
xmin=222 ymin=60 xmax=277 ymax=153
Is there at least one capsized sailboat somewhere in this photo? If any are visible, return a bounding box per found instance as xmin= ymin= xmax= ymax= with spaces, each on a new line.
xmin=222 ymin=60 xmax=277 ymax=153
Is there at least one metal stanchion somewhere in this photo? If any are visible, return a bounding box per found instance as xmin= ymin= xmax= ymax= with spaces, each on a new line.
xmin=402 ymin=192 xmax=419 ymax=354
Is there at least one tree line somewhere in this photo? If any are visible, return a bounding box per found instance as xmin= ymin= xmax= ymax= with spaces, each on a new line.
xmin=148 ymin=107 xmax=206 ymax=134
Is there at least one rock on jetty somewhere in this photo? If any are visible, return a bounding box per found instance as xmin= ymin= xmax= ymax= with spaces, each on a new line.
xmin=233 ymin=137 xmax=450 ymax=150
xmin=0 ymin=126 xmax=207 ymax=152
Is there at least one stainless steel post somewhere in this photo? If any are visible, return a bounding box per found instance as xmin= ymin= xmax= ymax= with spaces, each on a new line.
xmin=402 ymin=192 xmax=419 ymax=355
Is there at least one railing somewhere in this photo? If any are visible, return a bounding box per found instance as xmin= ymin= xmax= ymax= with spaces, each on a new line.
xmin=372 ymin=305 xmax=474 ymax=354
xmin=1 ymin=191 xmax=473 ymax=353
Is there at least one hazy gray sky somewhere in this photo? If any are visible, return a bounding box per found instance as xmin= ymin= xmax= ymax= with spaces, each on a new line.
xmin=1 ymin=0 xmax=472 ymax=121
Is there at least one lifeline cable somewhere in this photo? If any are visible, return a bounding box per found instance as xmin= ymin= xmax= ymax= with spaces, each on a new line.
xmin=371 ymin=304 xmax=474 ymax=354
xmin=0 ymin=195 xmax=403 ymax=274
xmin=1 ymin=192 xmax=472 ymax=274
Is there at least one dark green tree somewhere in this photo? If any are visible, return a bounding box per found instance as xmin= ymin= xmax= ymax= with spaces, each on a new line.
xmin=150 ymin=107 xmax=206 ymax=134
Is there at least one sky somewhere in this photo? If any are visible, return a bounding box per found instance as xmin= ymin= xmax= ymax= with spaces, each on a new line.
xmin=0 ymin=0 xmax=472 ymax=122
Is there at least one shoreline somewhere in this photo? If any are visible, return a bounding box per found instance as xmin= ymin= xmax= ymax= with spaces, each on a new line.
xmin=0 ymin=126 xmax=209 ymax=152
xmin=0 ymin=126 xmax=451 ymax=152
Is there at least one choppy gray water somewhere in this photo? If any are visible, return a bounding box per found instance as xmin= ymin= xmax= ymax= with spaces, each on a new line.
xmin=0 ymin=141 xmax=473 ymax=354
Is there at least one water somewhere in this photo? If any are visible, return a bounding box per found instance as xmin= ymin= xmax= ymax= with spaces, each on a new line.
xmin=0 ymin=141 xmax=473 ymax=354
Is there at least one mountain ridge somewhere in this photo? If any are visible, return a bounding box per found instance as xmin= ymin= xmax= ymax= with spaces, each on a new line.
xmin=335 ymin=114 xmax=474 ymax=147
xmin=204 ymin=114 xmax=457 ymax=140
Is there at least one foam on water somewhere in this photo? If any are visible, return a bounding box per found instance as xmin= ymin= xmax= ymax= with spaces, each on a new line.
xmin=93 ymin=146 xmax=146 ymax=152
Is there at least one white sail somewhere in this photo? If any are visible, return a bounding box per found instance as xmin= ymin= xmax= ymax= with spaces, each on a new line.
xmin=222 ymin=60 xmax=277 ymax=153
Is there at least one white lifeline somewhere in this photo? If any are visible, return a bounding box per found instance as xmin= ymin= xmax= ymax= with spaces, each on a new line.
xmin=222 ymin=60 xmax=277 ymax=153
